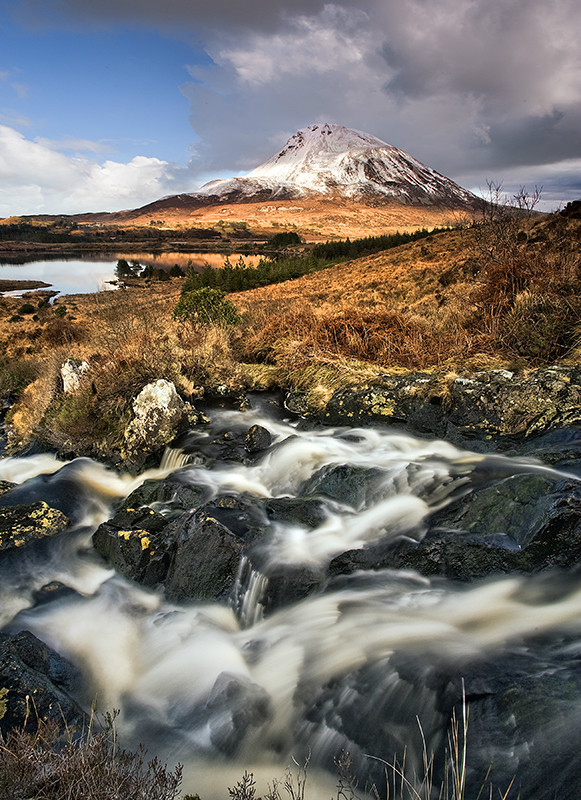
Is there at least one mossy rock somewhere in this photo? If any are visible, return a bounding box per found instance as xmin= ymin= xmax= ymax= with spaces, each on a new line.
xmin=0 ymin=502 xmax=69 ymax=550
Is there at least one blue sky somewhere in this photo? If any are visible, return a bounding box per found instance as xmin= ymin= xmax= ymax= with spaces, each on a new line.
xmin=1 ymin=0 xmax=580 ymax=215
xmin=1 ymin=22 xmax=199 ymax=162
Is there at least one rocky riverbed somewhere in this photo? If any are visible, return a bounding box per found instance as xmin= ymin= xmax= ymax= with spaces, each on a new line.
xmin=1 ymin=389 xmax=581 ymax=798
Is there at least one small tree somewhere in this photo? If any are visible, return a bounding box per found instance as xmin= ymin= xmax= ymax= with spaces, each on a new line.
xmin=173 ymin=287 xmax=240 ymax=326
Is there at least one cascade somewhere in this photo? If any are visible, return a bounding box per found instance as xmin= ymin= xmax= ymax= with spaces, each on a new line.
xmin=1 ymin=402 xmax=581 ymax=798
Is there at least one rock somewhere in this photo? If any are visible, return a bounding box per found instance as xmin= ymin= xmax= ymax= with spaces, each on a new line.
xmin=123 ymin=380 xmax=191 ymax=458
xmin=0 ymin=630 xmax=86 ymax=735
xmin=244 ymin=424 xmax=272 ymax=454
xmin=164 ymin=512 xmax=243 ymax=602
xmin=93 ymin=506 xmax=174 ymax=587
xmin=0 ymin=481 xmax=15 ymax=497
xmin=94 ymin=498 xmax=247 ymax=603
xmin=121 ymin=471 xmax=211 ymax=518
xmin=261 ymin=564 xmax=324 ymax=614
xmin=60 ymin=358 xmax=89 ymax=393
xmin=301 ymin=464 xmax=387 ymax=510
xmin=307 ymin=367 xmax=581 ymax=449
xmin=354 ymin=475 xmax=581 ymax=581
xmin=0 ymin=502 xmax=69 ymax=551
xmin=0 ymin=458 xmax=97 ymax=525
xmin=205 ymin=672 xmax=272 ymax=755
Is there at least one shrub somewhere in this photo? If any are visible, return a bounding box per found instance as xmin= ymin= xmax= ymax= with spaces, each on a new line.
xmin=169 ymin=264 xmax=185 ymax=277
xmin=52 ymin=305 xmax=67 ymax=318
xmin=0 ymin=356 xmax=39 ymax=399
xmin=268 ymin=231 xmax=303 ymax=247
xmin=0 ymin=715 xmax=184 ymax=800
xmin=173 ymin=288 xmax=240 ymax=326
xmin=17 ymin=303 xmax=35 ymax=315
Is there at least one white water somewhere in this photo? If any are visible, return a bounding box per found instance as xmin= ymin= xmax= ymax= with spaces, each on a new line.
xmin=1 ymin=406 xmax=580 ymax=797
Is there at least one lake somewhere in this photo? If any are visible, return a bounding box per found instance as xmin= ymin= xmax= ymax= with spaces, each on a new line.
xmin=0 ymin=251 xmax=262 ymax=296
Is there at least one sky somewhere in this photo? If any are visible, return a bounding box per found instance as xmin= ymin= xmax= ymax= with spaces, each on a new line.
xmin=1 ymin=0 xmax=580 ymax=216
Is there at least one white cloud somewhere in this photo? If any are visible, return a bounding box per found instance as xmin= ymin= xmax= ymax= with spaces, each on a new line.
xmin=217 ymin=6 xmax=373 ymax=85
xmin=0 ymin=125 xmax=195 ymax=215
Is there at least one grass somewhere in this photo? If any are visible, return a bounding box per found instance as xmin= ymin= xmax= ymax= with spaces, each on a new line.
xmin=224 ymin=691 xmax=518 ymax=800
xmin=1 ymin=207 xmax=580 ymax=454
xmin=0 ymin=708 xmax=189 ymax=800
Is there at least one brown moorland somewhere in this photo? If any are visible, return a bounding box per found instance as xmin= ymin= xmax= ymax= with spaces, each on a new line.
xmin=1 ymin=203 xmax=580 ymax=456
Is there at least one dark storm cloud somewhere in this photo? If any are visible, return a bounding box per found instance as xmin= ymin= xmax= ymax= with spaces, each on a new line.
xmin=14 ymin=0 xmax=337 ymax=33
xmin=467 ymin=109 xmax=581 ymax=171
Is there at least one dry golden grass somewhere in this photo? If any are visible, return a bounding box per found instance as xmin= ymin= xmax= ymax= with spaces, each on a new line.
xmin=2 ymin=209 xmax=580 ymax=452
xmin=87 ymin=198 xmax=470 ymax=241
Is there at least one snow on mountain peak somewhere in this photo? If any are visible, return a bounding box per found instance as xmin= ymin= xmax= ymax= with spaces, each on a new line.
xmin=196 ymin=123 xmax=476 ymax=208
xmin=248 ymin=123 xmax=392 ymax=184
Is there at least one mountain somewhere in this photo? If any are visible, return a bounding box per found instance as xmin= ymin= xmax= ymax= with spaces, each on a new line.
xmin=118 ymin=124 xmax=477 ymax=223
xmin=194 ymin=123 xmax=476 ymax=207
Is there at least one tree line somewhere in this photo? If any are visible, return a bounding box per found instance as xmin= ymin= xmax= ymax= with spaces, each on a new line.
xmin=181 ymin=226 xmax=451 ymax=294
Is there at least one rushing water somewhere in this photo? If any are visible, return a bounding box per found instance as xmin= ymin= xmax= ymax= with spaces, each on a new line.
xmin=1 ymin=403 xmax=581 ymax=798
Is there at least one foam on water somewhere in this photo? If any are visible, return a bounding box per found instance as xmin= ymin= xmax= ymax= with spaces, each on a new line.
xmin=2 ymin=405 xmax=581 ymax=797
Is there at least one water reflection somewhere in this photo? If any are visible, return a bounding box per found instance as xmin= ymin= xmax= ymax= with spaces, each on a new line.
xmin=0 ymin=252 xmax=262 ymax=296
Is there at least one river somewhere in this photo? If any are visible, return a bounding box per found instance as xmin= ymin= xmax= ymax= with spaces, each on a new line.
xmin=1 ymin=399 xmax=580 ymax=799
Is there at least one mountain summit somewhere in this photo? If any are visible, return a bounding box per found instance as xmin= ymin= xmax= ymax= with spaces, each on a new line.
xmin=194 ymin=123 xmax=476 ymax=208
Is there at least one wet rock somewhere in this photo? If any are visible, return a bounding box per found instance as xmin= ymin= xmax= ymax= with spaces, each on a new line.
xmin=93 ymin=506 xmax=173 ymax=587
xmin=264 ymin=497 xmax=328 ymax=528
xmin=261 ymin=565 xmax=324 ymax=614
xmin=198 ymin=495 xmax=269 ymax=543
xmin=0 ymin=458 xmax=100 ymax=525
xmin=387 ymin=476 xmax=581 ymax=580
xmin=458 ymin=640 xmax=581 ymax=799
xmin=0 ymin=480 xmax=15 ymax=497
xmin=122 ymin=471 xmax=211 ymax=517
xmin=93 ymin=494 xmax=265 ymax=601
xmin=244 ymin=424 xmax=272 ymax=454
xmin=32 ymin=581 xmax=79 ymax=606
xmin=428 ymin=473 xmax=560 ymax=549
xmin=0 ymin=630 xmax=86 ymax=735
xmin=312 ymin=367 xmax=581 ymax=449
xmin=205 ymin=671 xmax=272 ymax=755
xmin=302 ymin=464 xmax=387 ymax=510
xmin=0 ymin=501 xmax=69 ymax=551
xmin=123 ymin=379 xmax=193 ymax=460
xmin=164 ymin=512 xmax=243 ymax=603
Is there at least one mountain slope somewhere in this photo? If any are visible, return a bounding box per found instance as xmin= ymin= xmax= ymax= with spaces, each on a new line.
xmin=119 ymin=124 xmax=478 ymax=223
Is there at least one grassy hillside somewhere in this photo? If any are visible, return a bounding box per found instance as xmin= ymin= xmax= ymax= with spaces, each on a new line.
xmin=1 ymin=204 xmax=579 ymax=455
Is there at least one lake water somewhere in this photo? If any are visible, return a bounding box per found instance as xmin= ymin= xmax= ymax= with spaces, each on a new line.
xmin=0 ymin=252 xmax=262 ymax=296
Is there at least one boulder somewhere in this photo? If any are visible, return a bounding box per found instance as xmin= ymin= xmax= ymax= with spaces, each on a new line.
xmin=205 ymin=671 xmax=272 ymax=755
xmin=60 ymin=358 xmax=89 ymax=393
xmin=302 ymin=366 xmax=581 ymax=449
xmin=123 ymin=380 xmax=192 ymax=458
xmin=121 ymin=471 xmax=212 ymax=518
xmin=93 ymin=499 xmax=248 ymax=603
xmin=244 ymin=424 xmax=272 ymax=454
xmin=328 ymin=474 xmax=581 ymax=581
xmin=93 ymin=505 xmax=173 ymax=587
xmin=0 ymin=502 xmax=69 ymax=551
xmin=0 ymin=630 xmax=86 ymax=735
xmin=301 ymin=464 xmax=387 ymax=510
xmin=164 ymin=512 xmax=243 ymax=603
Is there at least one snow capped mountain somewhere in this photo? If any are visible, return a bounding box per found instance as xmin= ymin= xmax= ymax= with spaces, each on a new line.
xmin=193 ymin=123 xmax=476 ymax=207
